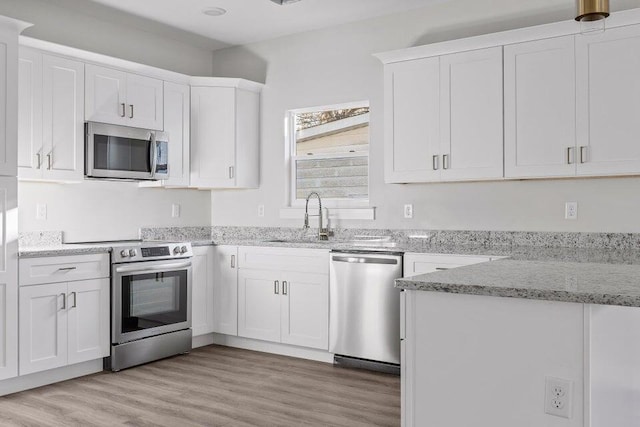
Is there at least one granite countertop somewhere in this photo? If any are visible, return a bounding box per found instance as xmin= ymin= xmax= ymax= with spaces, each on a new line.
xmin=19 ymin=243 xmax=113 ymax=258
xmin=396 ymin=258 xmax=640 ymax=307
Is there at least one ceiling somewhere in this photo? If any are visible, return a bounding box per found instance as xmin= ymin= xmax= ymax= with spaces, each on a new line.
xmin=84 ymin=0 xmax=450 ymax=49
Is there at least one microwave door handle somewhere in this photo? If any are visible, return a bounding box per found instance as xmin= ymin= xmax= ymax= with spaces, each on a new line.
xmin=149 ymin=133 xmax=157 ymax=178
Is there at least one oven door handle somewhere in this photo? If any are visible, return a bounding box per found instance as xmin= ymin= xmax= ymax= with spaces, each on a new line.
xmin=115 ymin=261 xmax=192 ymax=274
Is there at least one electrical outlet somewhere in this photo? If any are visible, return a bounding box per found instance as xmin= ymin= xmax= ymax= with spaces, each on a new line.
xmin=565 ymin=202 xmax=578 ymax=220
xmin=258 ymin=205 xmax=265 ymax=217
xmin=171 ymin=204 xmax=181 ymax=218
xmin=404 ymin=204 xmax=413 ymax=219
xmin=36 ymin=204 xmax=47 ymax=220
xmin=545 ymin=376 xmax=572 ymax=419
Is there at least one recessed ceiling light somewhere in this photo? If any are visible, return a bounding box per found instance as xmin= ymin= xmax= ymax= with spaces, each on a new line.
xmin=202 ymin=7 xmax=227 ymax=17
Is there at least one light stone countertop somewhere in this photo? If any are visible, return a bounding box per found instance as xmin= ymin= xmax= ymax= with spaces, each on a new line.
xmin=18 ymin=244 xmax=113 ymax=258
xmin=396 ymin=259 xmax=640 ymax=307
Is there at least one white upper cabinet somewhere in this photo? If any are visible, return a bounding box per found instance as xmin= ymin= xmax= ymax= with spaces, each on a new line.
xmin=504 ymin=36 xmax=577 ymax=178
xmin=576 ymin=24 xmax=640 ymax=176
xmin=384 ymin=57 xmax=440 ymax=183
xmin=18 ymin=47 xmax=84 ymax=182
xmin=85 ymin=64 xmax=163 ymax=130
xmin=190 ymin=78 xmax=262 ymax=189
xmin=381 ymin=47 xmax=503 ymax=183
xmin=162 ymin=81 xmax=190 ymax=187
xmin=440 ymin=47 xmax=503 ymax=181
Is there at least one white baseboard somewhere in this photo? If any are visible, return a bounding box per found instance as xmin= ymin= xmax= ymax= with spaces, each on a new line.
xmin=192 ymin=333 xmax=216 ymax=349
xmin=209 ymin=333 xmax=334 ymax=364
xmin=0 ymin=359 xmax=103 ymax=397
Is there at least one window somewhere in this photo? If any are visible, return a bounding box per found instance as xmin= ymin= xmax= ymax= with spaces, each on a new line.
xmin=287 ymin=102 xmax=370 ymax=207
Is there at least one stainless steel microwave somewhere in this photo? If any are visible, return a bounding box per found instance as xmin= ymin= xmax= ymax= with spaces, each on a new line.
xmin=85 ymin=122 xmax=169 ymax=181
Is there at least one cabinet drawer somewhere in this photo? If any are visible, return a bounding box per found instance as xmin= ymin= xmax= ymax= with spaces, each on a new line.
xmin=404 ymin=253 xmax=500 ymax=277
xmin=20 ymin=253 xmax=110 ymax=286
xmin=238 ymin=246 xmax=329 ymax=274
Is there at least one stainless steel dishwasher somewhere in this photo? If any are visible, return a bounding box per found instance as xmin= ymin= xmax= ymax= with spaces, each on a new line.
xmin=329 ymin=250 xmax=403 ymax=374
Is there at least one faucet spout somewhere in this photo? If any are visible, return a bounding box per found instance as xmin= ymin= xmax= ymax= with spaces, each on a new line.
xmin=304 ymin=192 xmax=329 ymax=240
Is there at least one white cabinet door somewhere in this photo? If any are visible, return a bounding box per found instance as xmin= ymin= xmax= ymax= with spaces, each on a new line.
xmin=19 ymin=282 xmax=68 ymax=375
xmin=42 ymin=54 xmax=84 ymax=182
xmin=280 ymin=272 xmax=328 ymax=350
xmin=0 ymin=23 xmax=19 ymax=177
xmin=589 ymin=305 xmax=640 ymax=427
xmin=504 ymin=36 xmax=577 ymax=178
xmin=126 ymin=73 xmax=163 ymax=130
xmin=213 ymin=245 xmax=238 ymax=336
xmin=190 ymin=86 xmax=236 ymax=188
xmin=237 ymin=269 xmax=281 ymax=343
xmin=67 ymin=278 xmax=109 ymax=365
xmin=162 ymin=81 xmax=190 ymax=187
xmin=384 ymin=57 xmax=440 ymax=183
xmin=576 ymin=24 xmax=640 ymax=176
xmin=0 ymin=176 xmax=18 ymax=380
xmin=85 ymin=64 xmax=126 ymax=126
xmin=440 ymin=47 xmax=503 ymax=181
xmin=192 ymin=246 xmax=214 ymax=337
xmin=18 ymin=47 xmax=42 ymax=179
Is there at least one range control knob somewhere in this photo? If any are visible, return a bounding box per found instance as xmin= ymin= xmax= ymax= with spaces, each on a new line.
xmin=173 ymin=246 xmax=181 ymax=255
xmin=129 ymin=249 xmax=137 ymax=257
xmin=180 ymin=246 xmax=188 ymax=254
xmin=120 ymin=250 xmax=129 ymax=258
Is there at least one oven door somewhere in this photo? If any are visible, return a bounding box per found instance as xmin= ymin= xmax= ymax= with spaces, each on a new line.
xmin=112 ymin=259 xmax=192 ymax=344
xmin=86 ymin=122 xmax=167 ymax=180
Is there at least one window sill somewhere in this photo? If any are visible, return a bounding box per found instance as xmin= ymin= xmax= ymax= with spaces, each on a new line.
xmin=279 ymin=207 xmax=375 ymax=221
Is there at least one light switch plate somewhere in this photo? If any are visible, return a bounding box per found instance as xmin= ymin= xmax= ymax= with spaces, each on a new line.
xmin=36 ymin=204 xmax=47 ymax=220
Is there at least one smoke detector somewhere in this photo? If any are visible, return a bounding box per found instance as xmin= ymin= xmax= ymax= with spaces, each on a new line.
xmin=270 ymin=0 xmax=302 ymax=5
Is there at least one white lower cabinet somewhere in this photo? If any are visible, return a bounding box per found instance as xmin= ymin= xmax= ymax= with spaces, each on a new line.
xmin=212 ymin=245 xmax=238 ymax=336
xmin=237 ymin=247 xmax=329 ymax=350
xmin=18 ymin=254 xmax=110 ymax=376
xmin=191 ymin=246 xmax=214 ymax=337
xmin=19 ymin=278 xmax=109 ymax=376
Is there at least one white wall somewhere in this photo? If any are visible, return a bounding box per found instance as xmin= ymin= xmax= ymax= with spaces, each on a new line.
xmin=19 ymin=181 xmax=211 ymax=242
xmin=0 ymin=0 xmax=215 ymax=76
xmin=3 ymin=0 xmax=214 ymax=240
xmin=209 ymin=0 xmax=640 ymax=233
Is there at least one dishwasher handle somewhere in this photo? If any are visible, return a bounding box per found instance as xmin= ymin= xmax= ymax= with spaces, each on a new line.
xmin=332 ymin=255 xmax=398 ymax=265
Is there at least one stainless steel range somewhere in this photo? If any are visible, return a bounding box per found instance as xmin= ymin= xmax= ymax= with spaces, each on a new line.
xmin=106 ymin=241 xmax=193 ymax=371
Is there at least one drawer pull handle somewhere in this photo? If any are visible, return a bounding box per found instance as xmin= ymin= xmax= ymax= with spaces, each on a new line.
xmin=274 ymin=280 xmax=279 ymax=295
xmin=435 ymin=267 xmax=450 ymax=271
xmin=71 ymin=292 xmax=77 ymax=308
xmin=58 ymin=267 xmax=77 ymax=271
xmin=283 ymin=281 xmax=288 ymax=296
xmin=61 ymin=293 xmax=66 ymax=310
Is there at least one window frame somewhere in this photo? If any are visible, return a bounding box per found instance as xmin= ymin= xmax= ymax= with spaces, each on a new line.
xmin=285 ymin=100 xmax=371 ymax=209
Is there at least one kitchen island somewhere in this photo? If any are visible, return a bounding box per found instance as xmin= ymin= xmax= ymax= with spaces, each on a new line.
xmin=396 ymin=257 xmax=640 ymax=427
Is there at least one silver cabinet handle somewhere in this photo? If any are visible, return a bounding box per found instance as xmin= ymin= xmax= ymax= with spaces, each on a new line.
xmin=435 ymin=267 xmax=450 ymax=271
xmin=230 ymin=255 xmax=236 ymax=269
xmin=567 ymin=147 xmax=574 ymax=165
xmin=283 ymin=281 xmax=288 ymax=296
xmin=120 ymin=103 xmax=126 ymax=117
xmin=115 ymin=261 xmax=191 ymax=274
xmin=443 ymin=154 xmax=449 ymax=170
xmin=332 ymin=256 xmax=398 ymax=265
xmin=580 ymin=146 xmax=587 ymax=164
xmin=229 ymin=166 xmax=234 ymax=179
xmin=274 ymin=280 xmax=279 ymax=295
xmin=432 ymin=155 xmax=439 ymax=171
xmin=61 ymin=293 xmax=66 ymax=310
xmin=36 ymin=152 xmax=41 ymax=169
xmin=71 ymin=292 xmax=77 ymax=308
xmin=129 ymin=104 xmax=134 ymax=119
xmin=58 ymin=266 xmax=77 ymax=271
xmin=47 ymin=153 xmax=52 ymax=170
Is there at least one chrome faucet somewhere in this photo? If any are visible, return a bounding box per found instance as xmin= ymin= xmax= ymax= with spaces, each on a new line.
xmin=304 ymin=192 xmax=329 ymax=241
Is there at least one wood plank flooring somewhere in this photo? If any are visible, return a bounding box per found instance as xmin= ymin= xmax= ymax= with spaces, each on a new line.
xmin=0 ymin=345 xmax=400 ymax=426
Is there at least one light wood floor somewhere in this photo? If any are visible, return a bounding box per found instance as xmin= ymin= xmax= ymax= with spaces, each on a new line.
xmin=0 ymin=345 xmax=400 ymax=426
